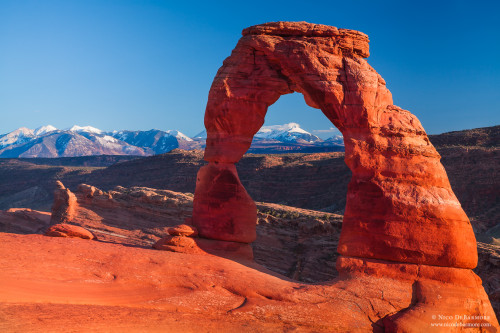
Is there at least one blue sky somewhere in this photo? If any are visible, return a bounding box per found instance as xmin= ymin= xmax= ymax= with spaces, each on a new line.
xmin=0 ymin=0 xmax=499 ymax=137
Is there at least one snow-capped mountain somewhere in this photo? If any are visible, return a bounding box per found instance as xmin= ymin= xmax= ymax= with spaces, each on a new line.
xmin=324 ymin=134 xmax=344 ymax=146
xmin=195 ymin=123 xmax=323 ymax=143
xmin=256 ymin=122 xmax=322 ymax=143
xmin=0 ymin=126 xmax=147 ymax=158
xmin=165 ymin=130 xmax=193 ymax=142
xmin=191 ymin=123 xmax=343 ymax=154
xmin=0 ymin=123 xmax=344 ymax=158
xmin=68 ymin=125 xmax=103 ymax=134
xmin=34 ymin=125 xmax=57 ymax=136
xmin=111 ymin=129 xmax=201 ymax=155
xmin=193 ymin=130 xmax=207 ymax=139
xmin=0 ymin=127 xmax=35 ymax=149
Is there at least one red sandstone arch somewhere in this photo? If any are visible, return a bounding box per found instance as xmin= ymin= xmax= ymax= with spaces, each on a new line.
xmin=192 ymin=21 xmax=477 ymax=269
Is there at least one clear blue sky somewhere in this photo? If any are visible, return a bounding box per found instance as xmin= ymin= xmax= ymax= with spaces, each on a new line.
xmin=1 ymin=0 xmax=499 ymax=137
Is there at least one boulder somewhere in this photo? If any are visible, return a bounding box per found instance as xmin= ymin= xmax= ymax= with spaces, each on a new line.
xmin=45 ymin=223 xmax=95 ymax=240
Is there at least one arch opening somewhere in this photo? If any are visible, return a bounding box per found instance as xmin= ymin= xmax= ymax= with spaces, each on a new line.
xmin=247 ymin=92 xmax=344 ymax=154
xmin=233 ymin=91 xmax=348 ymax=282
xmin=229 ymin=91 xmax=348 ymax=281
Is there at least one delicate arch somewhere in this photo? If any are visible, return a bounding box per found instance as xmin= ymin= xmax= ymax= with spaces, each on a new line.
xmin=192 ymin=22 xmax=477 ymax=269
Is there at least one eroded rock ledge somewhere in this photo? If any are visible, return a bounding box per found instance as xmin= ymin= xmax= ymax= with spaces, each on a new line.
xmin=242 ymin=21 xmax=370 ymax=57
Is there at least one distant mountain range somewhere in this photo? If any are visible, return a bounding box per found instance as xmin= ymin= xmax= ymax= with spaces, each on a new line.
xmin=0 ymin=123 xmax=344 ymax=158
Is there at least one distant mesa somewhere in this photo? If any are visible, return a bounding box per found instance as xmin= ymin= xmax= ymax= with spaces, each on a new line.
xmin=0 ymin=123 xmax=344 ymax=158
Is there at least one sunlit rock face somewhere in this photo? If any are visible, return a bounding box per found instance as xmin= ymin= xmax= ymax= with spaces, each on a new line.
xmin=190 ymin=21 xmax=498 ymax=329
xmin=193 ymin=21 xmax=477 ymax=268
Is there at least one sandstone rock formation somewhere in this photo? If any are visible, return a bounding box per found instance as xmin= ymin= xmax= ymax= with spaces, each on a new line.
xmin=190 ymin=21 xmax=498 ymax=329
xmin=0 ymin=208 xmax=51 ymax=234
xmin=195 ymin=20 xmax=477 ymax=268
xmin=193 ymin=163 xmax=257 ymax=243
xmin=153 ymin=234 xmax=254 ymax=261
xmin=50 ymin=181 xmax=77 ymax=224
xmin=49 ymin=181 xmax=255 ymax=260
xmin=153 ymin=234 xmax=203 ymax=254
xmin=45 ymin=223 xmax=95 ymax=240
xmin=156 ymin=222 xmax=254 ymax=260
xmin=45 ymin=181 xmax=97 ymax=240
xmin=47 ymin=183 xmax=344 ymax=280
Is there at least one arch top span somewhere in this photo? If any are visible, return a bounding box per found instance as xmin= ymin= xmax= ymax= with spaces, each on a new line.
xmin=204 ymin=21 xmax=390 ymax=163
xmin=193 ymin=21 xmax=478 ymax=270
xmin=242 ymin=21 xmax=370 ymax=58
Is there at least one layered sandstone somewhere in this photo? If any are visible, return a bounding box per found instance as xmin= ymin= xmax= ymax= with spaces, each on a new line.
xmin=0 ymin=208 xmax=51 ymax=234
xmin=49 ymin=184 xmax=194 ymax=247
xmin=194 ymin=21 xmax=478 ymax=270
xmin=1 ymin=233 xmax=498 ymax=332
xmin=51 ymin=181 xmax=77 ymax=224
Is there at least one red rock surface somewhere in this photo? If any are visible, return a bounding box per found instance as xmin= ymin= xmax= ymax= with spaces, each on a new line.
xmin=50 ymin=184 xmax=194 ymax=247
xmin=0 ymin=208 xmax=51 ymax=234
xmin=51 ymin=180 xmax=77 ymax=224
xmin=153 ymin=235 xmax=203 ymax=254
xmin=192 ymin=163 xmax=257 ymax=243
xmin=1 ymin=233 xmax=498 ymax=332
xmin=2 ymin=183 xmax=499 ymax=330
xmin=43 ymin=182 xmax=500 ymax=315
xmin=195 ymin=21 xmax=477 ymax=269
xmin=48 ymin=182 xmax=345 ymax=281
xmin=154 ymin=236 xmax=254 ymax=261
xmin=45 ymin=223 xmax=96 ymax=240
